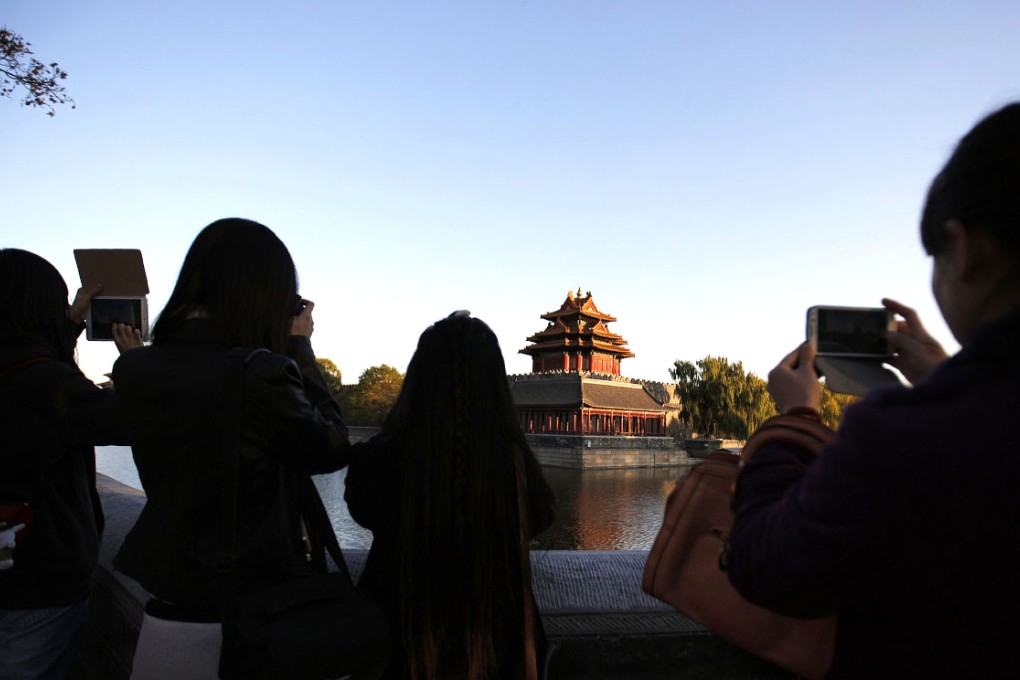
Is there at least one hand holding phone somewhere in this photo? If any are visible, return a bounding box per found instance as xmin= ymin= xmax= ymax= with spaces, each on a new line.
xmin=767 ymin=342 xmax=822 ymax=414
xmin=881 ymin=298 xmax=950 ymax=384
xmin=289 ymin=299 xmax=315 ymax=337
xmin=69 ymin=283 xmax=104 ymax=326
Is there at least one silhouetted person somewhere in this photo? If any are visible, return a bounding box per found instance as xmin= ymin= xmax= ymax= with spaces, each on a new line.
xmin=728 ymin=103 xmax=1020 ymax=678
xmin=112 ymin=218 xmax=356 ymax=679
xmin=345 ymin=312 xmax=556 ymax=680
xmin=0 ymin=248 xmax=138 ymax=680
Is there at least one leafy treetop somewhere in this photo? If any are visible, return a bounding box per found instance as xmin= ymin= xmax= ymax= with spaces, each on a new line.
xmin=1 ymin=27 xmax=74 ymax=116
xmin=670 ymin=355 xmax=856 ymax=439
xmin=335 ymin=364 xmax=404 ymax=427
xmin=315 ymin=358 xmax=343 ymax=395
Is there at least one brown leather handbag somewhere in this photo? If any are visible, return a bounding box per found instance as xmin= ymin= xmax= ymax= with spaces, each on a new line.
xmin=642 ymin=417 xmax=837 ymax=680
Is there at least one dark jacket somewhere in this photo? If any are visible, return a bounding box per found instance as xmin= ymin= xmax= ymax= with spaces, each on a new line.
xmin=112 ymin=319 xmax=351 ymax=610
xmin=728 ymin=307 xmax=1020 ymax=678
xmin=345 ymin=434 xmax=555 ymax=680
xmin=0 ymin=345 xmax=128 ymax=609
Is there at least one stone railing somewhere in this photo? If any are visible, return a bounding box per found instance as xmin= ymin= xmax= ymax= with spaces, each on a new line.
xmin=80 ymin=475 xmax=789 ymax=680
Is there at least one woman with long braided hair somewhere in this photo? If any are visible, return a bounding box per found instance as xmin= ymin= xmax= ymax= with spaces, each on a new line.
xmin=345 ymin=311 xmax=555 ymax=680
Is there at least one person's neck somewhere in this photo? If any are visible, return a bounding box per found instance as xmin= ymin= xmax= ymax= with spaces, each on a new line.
xmin=962 ymin=286 xmax=1020 ymax=344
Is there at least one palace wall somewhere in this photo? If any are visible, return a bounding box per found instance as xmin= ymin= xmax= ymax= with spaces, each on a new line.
xmin=527 ymin=434 xmax=689 ymax=469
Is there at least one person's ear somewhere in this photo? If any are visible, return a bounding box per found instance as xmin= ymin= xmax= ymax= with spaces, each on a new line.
xmin=943 ymin=219 xmax=996 ymax=284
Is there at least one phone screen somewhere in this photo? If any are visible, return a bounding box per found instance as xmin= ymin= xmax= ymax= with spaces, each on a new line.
xmin=89 ymin=298 xmax=144 ymax=341
xmin=815 ymin=308 xmax=891 ymax=356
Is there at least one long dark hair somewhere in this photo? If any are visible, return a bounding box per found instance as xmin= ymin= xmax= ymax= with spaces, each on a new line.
xmin=151 ymin=218 xmax=298 ymax=353
xmin=921 ymin=102 xmax=1020 ymax=258
xmin=384 ymin=313 xmax=540 ymax=680
xmin=0 ymin=248 xmax=77 ymax=364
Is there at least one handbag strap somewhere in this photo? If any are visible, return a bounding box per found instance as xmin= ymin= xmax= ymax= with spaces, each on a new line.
xmin=0 ymin=356 xmax=55 ymax=384
xmin=740 ymin=414 xmax=834 ymax=464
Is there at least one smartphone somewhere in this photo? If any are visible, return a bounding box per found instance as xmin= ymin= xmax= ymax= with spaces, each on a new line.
xmin=87 ymin=296 xmax=149 ymax=342
xmin=806 ymin=306 xmax=895 ymax=358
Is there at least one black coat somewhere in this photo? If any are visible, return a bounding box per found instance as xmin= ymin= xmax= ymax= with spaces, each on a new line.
xmin=112 ymin=319 xmax=351 ymax=610
xmin=0 ymin=344 xmax=128 ymax=609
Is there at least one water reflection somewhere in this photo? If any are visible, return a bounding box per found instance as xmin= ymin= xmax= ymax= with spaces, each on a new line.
xmin=535 ymin=466 xmax=683 ymax=550
xmin=96 ymin=447 xmax=688 ymax=551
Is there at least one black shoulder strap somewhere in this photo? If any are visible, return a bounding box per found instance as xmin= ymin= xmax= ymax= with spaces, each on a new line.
xmin=0 ymin=356 xmax=55 ymax=384
xmin=218 ymin=348 xmax=353 ymax=590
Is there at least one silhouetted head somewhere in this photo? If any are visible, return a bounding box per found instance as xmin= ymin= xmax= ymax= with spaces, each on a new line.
xmin=385 ymin=311 xmax=519 ymax=444
xmin=921 ymin=102 xmax=1020 ymax=263
xmin=152 ymin=218 xmax=298 ymax=352
xmin=0 ymin=248 xmax=76 ymax=363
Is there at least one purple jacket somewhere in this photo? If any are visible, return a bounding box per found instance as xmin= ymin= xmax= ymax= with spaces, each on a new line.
xmin=729 ymin=307 xmax=1020 ymax=679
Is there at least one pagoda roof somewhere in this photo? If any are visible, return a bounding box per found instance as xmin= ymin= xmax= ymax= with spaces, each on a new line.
xmin=507 ymin=373 xmax=679 ymax=412
xmin=520 ymin=289 xmax=634 ymax=359
xmin=526 ymin=318 xmax=625 ymax=343
xmin=520 ymin=338 xmax=635 ymax=358
xmin=540 ymin=289 xmax=617 ymax=323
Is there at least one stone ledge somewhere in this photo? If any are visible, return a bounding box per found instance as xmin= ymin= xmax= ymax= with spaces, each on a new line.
xmin=82 ymin=474 xmax=791 ymax=680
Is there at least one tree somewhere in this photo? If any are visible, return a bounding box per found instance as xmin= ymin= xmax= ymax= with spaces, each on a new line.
xmin=669 ymin=356 xmax=778 ymax=440
xmin=1 ymin=27 xmax=74 ymax=116
xmin=670 ymin=355 xmax=859 ymax=438
xmin=340 ymin=364 xmax=404 ymax=426
xmin=315 ymin=358 xmax=343 ymax=396
xmin=819 ymin=382 xmax=857 ymax=430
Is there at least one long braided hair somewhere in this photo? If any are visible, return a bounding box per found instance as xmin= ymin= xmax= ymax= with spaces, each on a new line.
xmin=382 ymin=312 xmax=540 ymax=680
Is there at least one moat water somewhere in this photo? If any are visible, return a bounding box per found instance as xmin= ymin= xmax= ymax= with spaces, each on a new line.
xmin=96 ymin=446 xmax=688 ymax=550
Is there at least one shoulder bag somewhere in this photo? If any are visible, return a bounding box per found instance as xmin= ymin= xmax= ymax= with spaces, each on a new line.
xmin=218 ymin=349 xmax=390 ymax=680
xmin=642 ymin=416 xmax=837 ymax=680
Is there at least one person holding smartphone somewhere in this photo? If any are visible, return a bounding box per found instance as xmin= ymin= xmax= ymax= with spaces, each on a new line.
xmin=110 ymin=218 xmax=371 ymax=680
xmin=0 ymin=249 xmax=140 ymax=680
xmin=727 ymin=102 xmax=1020 ymax=678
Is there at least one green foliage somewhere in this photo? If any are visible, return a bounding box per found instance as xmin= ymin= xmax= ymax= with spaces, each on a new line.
xmin=1 ymin=27 xmax=74 ymax=116
xmin=819 ymin=381 xmax=857 ymax=430
xmin=669 ymin=356 xmax=777 ymax=440
xmin=315 ymin=358 xmax=343 ymax=395
xmin=670 ymin=355 xmax=859 ymax=437
xmin=338 ymin=364 xmax=404 ymax=426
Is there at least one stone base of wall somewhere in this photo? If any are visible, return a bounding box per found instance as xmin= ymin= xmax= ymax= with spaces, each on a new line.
xmin=526 ymin=434 xmax=689 ymax=469
xmin=684 ymin=438 xmax=745 ymax=458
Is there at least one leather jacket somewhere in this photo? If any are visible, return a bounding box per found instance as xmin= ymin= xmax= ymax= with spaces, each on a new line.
xmin=0 ymin=345 xmax=128 ymax=609
xmin=112 ymin=319 xmax=351 ymax=610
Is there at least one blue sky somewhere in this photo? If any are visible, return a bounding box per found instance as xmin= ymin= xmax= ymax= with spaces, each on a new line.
xmin=4 ymin=1 xmax=1019 ymax=385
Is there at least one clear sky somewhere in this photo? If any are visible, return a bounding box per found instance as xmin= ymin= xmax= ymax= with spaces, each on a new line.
xmin=4 ymin=1 xmax=1019 ymax=385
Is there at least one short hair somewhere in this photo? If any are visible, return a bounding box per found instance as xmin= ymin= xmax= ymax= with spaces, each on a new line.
xmin=921 ymin=102 xmax=1020 ymax=258
xmin=151 ymin=218 xmax=298 ymax=353
xmin=0 ymin=248 xmax=76 ymax=364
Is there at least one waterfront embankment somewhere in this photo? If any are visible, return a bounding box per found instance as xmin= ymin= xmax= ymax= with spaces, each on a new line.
xmin=79 ymin=474 xmax=792 ymax=679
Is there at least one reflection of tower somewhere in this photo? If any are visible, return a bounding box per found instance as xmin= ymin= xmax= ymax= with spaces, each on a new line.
xmin=569 ymin=469 xmax=670 ymax=549
xmin=572 ymin=471 xmax=630 ymax=549
xmin=519 ymin=288 xmax=634 ymax=375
